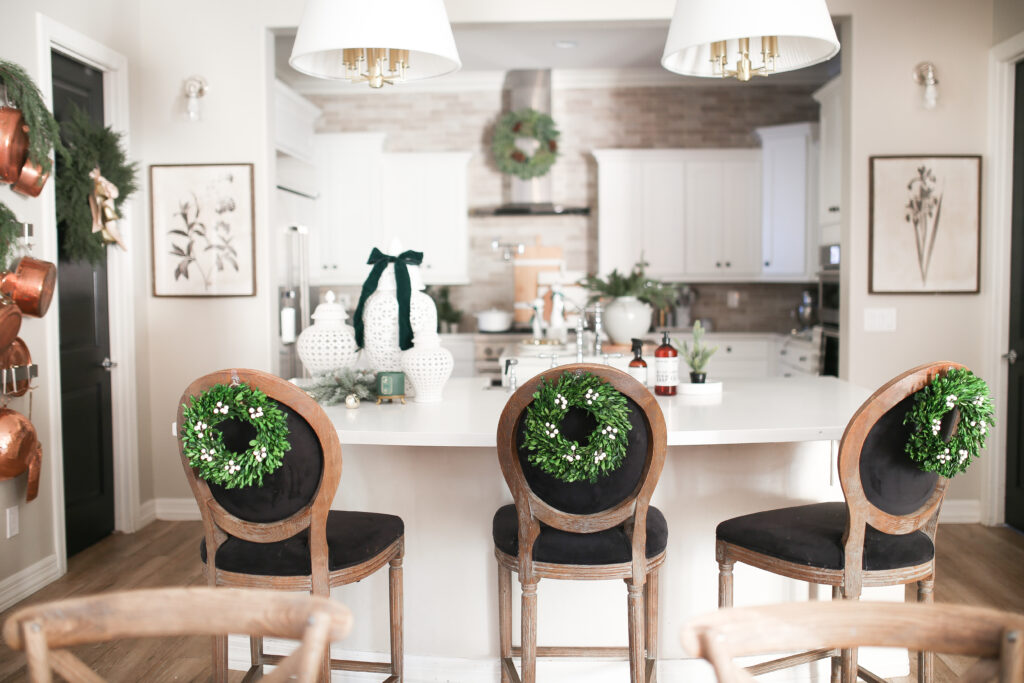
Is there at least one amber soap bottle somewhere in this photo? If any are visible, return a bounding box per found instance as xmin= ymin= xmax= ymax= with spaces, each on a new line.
xmin=627 ymin=338 xmax=648 ymax=385
xmin=654 ymin=331 xmax=678 ymax=396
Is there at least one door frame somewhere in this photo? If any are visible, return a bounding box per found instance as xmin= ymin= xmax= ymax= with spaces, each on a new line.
xmin=34 ymin=15 xmax=141 ymax=571
xmin=985 ymin=30 xmax=1024 ymax=526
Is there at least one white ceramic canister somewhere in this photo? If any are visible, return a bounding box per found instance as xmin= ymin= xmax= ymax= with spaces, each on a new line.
xmin=363 ymin=263 xmax=438 ymax=372
xmin=602 ymin=296 xmax=653 ymax=345
xmin=296 ymin=291 xmax=359 ymax=376
xmin=401 ymin=330 xmax=454 ymax=403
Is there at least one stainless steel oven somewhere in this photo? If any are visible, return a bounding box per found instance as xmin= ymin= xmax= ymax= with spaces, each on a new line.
xmin=817 ymin=244 xmax=840 ymax=376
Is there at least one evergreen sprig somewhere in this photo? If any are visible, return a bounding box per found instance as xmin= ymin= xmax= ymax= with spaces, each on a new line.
xmin=298 ymin=369 xmax=378 ymax=406
xmin=181 ymin=382 xmax=290 ymax=489
xmin=522 ymin=372 xmax=632 ymax=483
xmin=0 ymin=59 xmax=64 ymax=175
xmin=0 ymin=203 xmax=22 ymax=268
xmin=579 ymin=258 xmax=679 ymax=310
xmin=678 ymin=320 xmax=717 ymax=373
xmin=904 ymin=367 xmax=994 ymax=478
xmin=55 ymin=106 xmax=138 ymax=264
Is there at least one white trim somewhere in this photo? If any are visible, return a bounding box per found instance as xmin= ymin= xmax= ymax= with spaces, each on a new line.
xmin=154 ymin=498 xmax=201 ymax=521
xmin=985 ymin=30 xmax=1024 ymax=526
xmin=137 ymin=499 xmax=156 ymax=528
xmin=0 ymin=554 xmax=60 ymax=612
xmin=37 ymin=17 xmax=142 ymax=555
xmin=291 ymin=69 xmax=506 ymax=95
xmin=938 ymin=499 xmax=983 ymax=524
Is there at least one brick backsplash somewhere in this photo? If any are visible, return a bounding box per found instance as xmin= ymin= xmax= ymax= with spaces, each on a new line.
xmin=309 ymin=82 xmax=820 ymax=333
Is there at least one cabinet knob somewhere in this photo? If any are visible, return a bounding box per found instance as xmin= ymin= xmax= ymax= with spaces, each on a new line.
xmin=780 ymin=349 xmax=787 ymax=356
xmin=726 ymin=346 xmax=733 ymax=353
xmin=799 ymin=355 xmax=808 ymax=362
xmin=715 ymin=261 xmax=722 ymax=268
xmin=764 ymin=260 xmax=770 ymax=267
xmin=725 ymin=261 xmax=731 ymax=267
xmin=828 ymin=206 xmax=840 ymax=213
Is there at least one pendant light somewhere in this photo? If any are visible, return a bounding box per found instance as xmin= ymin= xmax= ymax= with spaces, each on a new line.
xmin=661 ymin=0 xmax=839 ymax=82
xmin=289 ymin=0 xmax=461 ymax=88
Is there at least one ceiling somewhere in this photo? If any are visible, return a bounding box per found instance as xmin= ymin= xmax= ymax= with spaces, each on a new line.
xmin=274 ymin=20 xmax=839 ymax=91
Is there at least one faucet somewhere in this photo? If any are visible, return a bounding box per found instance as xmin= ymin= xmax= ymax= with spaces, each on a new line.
xmin=505 ymin=358 xmax=519 ymax=393
xmin=575 ymin=314 xmax=586 ymax=363
xmin=592 ymin=301 xmax=604 ymax=357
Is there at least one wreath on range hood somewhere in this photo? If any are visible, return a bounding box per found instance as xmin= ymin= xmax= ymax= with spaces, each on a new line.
xmin=492 ymin=108 xmax=559 ymax=180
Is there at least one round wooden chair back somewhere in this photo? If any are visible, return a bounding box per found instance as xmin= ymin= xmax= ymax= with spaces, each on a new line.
xmin=496 ymin=363 xmax=667 ymax=537
xmin=3 ymin=587 xmax=352 ymax=683
xmin=681 ymin=601 xmax=1024 ymax=683
xmin=837 ymin=361 xmax=967 ymax=539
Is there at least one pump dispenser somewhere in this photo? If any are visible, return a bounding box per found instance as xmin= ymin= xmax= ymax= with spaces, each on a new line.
xmin=627 ymin=338 xmax=648 ymax=385
xmin=654 ymin=331 xmax=678 ymax=396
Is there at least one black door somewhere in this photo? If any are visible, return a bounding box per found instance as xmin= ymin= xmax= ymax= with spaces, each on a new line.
xmin=1006 ymin=61 xmax=1024 ymax=532
xmin=52 ymin=51 xmax=115 ymax=556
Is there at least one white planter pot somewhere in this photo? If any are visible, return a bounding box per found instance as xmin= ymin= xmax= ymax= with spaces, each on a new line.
xmin=603 ymin=296 xmax=653 ymax=345
xmin=401 ymin=331 xmax=454 ymax=403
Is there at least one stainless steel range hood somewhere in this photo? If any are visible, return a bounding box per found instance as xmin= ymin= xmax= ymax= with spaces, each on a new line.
xmin=472 ymin=70 xmax=589 ymax=217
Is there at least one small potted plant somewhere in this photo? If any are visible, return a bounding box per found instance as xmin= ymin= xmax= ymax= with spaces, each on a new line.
xmin=679 ymin=320 xmax=717 ymax=383
xmin=579 ymin=259 xmax=677 ymax=344
xmin=427 ymin=285 xmax=463 ymax=334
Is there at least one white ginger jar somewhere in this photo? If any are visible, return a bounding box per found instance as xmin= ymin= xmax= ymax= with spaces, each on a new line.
xmin=363 ymin=263 xmax=437 ymax=372
xmin=401 ymin=330 xmax=453 ymax=403
xmin=603 ymin=296 xmax=653 ymax=345
xmin=296 ymin=291 xmax=359 ymax=376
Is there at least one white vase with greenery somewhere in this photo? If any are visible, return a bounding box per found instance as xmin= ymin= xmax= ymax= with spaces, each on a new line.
xmin=579 ymin=259 xmax=678 ymax=345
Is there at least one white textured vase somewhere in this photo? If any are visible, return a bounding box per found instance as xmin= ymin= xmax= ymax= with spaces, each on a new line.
xmin=363 ymin=264 xmax=437 ymax=372
xmin=296 ymin=291 xmax=358 ymax=376
xmin=602 ymin=296 xmax=653 ymax=345
xmin=401 ymin=331 xmax=453 ymax=403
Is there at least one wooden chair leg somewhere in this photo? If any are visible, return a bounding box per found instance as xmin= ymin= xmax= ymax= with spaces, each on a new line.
xmin=917 ymin=578 xmax=935 ymax=683
xmin=498 ymin=562 xmax=513 ymax=683
xmin=521 ymin=580 xmax=539 ymax=683
xmin=717 ymin=556 xmax=735 ymax=608
xmin=840 ymin=585 xmax=861 ymax=683
xmin=831 ymin=585 xmax=842 ymax=683
xmin=213 ymin=634 xmax=228 ymax=683
xmin=627 ymin=579 xmax=645 ymax=683
xmin=644 ymin=567 xmax=659 ymax=679
xmin=249 ymin=636 xmax=264 ymax=676
xmin=389 ymin=556 xmax=404 ymax=681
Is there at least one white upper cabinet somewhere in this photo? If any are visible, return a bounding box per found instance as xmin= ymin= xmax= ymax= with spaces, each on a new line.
xmin=273 ymin=80 xmax=321 ymax=163
xmin=813 ymin=75 xmax=843 ymax=245
xmin=684 ymin=153 xmax=761 ymax=278
xmin=756 ymin=122 xmax=819 ymax=280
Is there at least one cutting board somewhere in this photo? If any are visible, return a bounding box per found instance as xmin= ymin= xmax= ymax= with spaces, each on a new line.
xmin=513 ymin=240 xmax=563 ymax=324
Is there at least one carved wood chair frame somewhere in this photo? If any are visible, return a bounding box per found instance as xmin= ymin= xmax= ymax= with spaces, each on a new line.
xmin=495 ymin=363 xmax=668 ymax=683
xmin=681 ymin=601 xmax=1024 ymax=683
xmin=177 ymin=368 xmax=403 ymax=683
xmin=2 ymin=587 xmax=354 ymax=683
xmin=716 ymin=361 xmax=966 ymax=683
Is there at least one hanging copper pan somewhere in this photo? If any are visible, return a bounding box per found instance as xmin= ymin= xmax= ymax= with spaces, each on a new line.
xmin=11 ymin=158 xmax=49 ymax=197
xmin=1 ymin=257 xmax=57 ymax=318
xmin=0 ymin=407 xmax=41 ymax=502
xmin=0 ymin=337 xmax=32 ymax=397
xmin=0 ymin=297 xmax=22 ymax=350
xmin=0 ymin=107 xmax=30 ymax=184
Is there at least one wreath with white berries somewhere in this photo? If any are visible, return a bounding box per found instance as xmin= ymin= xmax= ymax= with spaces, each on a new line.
xmin=521 ymin=371 xmax=632 ymax=483
xmin=904 ymin=367 xmax=994 ymax=478
xmin=181 ymin=382 xmax=290 ymax=489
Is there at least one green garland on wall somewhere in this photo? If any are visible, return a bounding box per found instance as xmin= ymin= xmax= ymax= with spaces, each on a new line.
xmin=492 ymin=108 xmax=559 ymax=180
xmin=55 ymin=106 xmax=138 ymax=264
xmin=0 ymin=59 xmax=64 ymax=175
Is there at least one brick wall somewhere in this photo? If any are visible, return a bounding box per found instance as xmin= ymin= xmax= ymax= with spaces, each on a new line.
xmin=309 ymin=82 xmax=820 ymax=331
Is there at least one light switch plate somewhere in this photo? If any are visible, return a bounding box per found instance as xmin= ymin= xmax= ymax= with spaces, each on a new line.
xmin=864 ymin=307 xmax=897 ymax=332
xmin=6 ymin=506 xmax=18 ymax=538
xmin=726 ymin=290 xmax=741 ymax=309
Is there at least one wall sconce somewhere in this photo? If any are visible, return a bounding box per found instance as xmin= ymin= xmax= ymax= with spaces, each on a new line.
xmin=183 ymin=76 xmax=207 ymax=122
xmin=913 ymin=62 xmax=939 ymax=110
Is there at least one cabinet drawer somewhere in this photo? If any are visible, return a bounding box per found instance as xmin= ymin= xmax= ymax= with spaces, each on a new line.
xmin=710 ymin=360 xmax=771 ymax=378
xmin=716 ymin=340 xmax=771 ymax=360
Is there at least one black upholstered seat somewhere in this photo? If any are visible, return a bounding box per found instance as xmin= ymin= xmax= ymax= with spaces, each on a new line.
xmin=201 ymin=510 xmax=404 ymax=576
xmin=716 ymin=502 xmax=934 ymax=571
xmin=493 ymin=503 xmax=668 ymax=565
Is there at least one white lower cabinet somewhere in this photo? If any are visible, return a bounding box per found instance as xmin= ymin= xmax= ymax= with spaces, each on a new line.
xmin=776 ymin=335 xmax=821 ymax=377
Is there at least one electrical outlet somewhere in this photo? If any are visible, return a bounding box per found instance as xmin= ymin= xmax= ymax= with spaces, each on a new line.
xmin=726 ymin=290 xmax=741 ymax=309
xmin=6 ymin=506 xmax=18 ymax=538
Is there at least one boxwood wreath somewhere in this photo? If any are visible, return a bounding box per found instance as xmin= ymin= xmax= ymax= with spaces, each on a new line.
xmin=904 ymin=367 xmax=994 ymax=478
xmin=522 ymin=372 xmax=632 ymax=483
xmin=492 ymin=108 xmax=559 ymax=180
xmin=181 ymin=382 xmax=290 ymax=489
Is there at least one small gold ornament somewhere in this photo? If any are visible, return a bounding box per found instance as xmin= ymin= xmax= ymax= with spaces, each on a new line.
xmin=344 ymin=393 xmax=360 ymax=409
xmin=88 ymin=167 xmax=126 ymax=250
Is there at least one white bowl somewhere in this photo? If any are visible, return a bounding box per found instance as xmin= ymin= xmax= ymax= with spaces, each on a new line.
xmin=475 ymin=308 xmax=513 ymax=332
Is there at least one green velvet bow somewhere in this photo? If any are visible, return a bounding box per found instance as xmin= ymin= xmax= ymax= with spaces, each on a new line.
xmin=352 ymin=248 xmax=424 ymax=351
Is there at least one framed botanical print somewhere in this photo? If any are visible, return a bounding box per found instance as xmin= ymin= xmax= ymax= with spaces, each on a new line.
xmin=869 ymin=155 xmax=981 ymax=294
xmin=150 ymin=163 xmax=255 ymax=296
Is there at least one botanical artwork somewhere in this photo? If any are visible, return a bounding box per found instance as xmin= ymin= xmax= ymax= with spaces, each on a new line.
xmin=869 ymin=156 xmax=980 ymax=293
xmin=150 ymin=164 xmax=254 ymax=296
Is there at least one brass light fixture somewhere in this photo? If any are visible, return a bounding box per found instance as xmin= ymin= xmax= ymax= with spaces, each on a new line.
xmin=339 ymin=48 xmax=410 ymax=89
xmin=709 ymin=36 xmax=780 ymax=81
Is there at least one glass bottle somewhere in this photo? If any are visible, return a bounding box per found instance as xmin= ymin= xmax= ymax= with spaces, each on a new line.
xmin=627 ymin=338 xmax=648 ymax=386
xmin=654 ymin=331 xmax=678 ymax=396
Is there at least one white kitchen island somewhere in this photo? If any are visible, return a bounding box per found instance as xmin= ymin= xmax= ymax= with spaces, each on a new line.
xmin=248 ymin=376 xmax=913 ymax=682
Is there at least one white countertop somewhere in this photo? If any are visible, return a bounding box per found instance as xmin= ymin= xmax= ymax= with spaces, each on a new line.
xmin=324 ymin=376 xmax=872 ymax=448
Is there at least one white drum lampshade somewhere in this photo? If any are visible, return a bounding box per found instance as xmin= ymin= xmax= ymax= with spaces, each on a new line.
xmin=289 ymin=0 xmax=461 ymax=86
xmin=661 ymin=0 xmax=839 ymax=80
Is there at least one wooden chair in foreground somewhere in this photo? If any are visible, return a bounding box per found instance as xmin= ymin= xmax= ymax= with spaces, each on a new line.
xmin=493 ymin=364 xmax=668 ymax=683
xmin=2 ymin=587 xmax=353 ymax=683
xmin=177 ymin=368 xmax=404 ymax=682
xmin=714 ymin=361 xmax=967 ymax=683
xmin=681 ymin=601 xmax=1024 ymax=683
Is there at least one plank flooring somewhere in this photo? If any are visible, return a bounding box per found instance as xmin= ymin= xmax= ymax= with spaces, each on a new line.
xmin=0 ymin=521 xmax=1021 ymax=681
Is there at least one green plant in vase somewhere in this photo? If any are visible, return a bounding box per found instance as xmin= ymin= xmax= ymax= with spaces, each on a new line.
xmin=579 ymin=259 xmax=678 ymax=345
xmin=677 ymin=320 xmax=717 ymax=384
xmin=426 ymin=285 xmax=463 ymax=333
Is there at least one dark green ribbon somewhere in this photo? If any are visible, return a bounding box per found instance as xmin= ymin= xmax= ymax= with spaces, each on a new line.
xmin=352 ymin=248 xmax=424 ymax=351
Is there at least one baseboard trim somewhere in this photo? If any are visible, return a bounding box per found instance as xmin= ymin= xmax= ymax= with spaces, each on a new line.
xmin=137 ymin=499 xmax=156 ymax=527
xmin=154 ymin=497 xmax=200 ymax=521
xmin=939 ymin=499 xmax=982 ymax=523
xmin=0 ymin=553 xmax=61 ymax=612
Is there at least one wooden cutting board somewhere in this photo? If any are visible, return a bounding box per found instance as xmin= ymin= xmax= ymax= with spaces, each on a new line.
xmin=513 ymin=239 xmax=563 ymax=324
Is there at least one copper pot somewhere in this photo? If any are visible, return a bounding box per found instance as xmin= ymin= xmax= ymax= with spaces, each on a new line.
xmin=11 ymin=158 xmax=49 ymax=197
xmin=1 ymin=257 xmax=57 ymax=318
xmin=0 ymin=407 xmax=42 ymax=502
xmin=0 ymin=107 xmax=30 ymax=184
xmin=0 ymin=298 xmax=22 ymax=350
xmin=0 ymin=337 xmax=31 ymax=397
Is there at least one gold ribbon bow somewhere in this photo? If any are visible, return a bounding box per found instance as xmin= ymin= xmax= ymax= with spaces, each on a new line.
xmin=88 ymin=167 xmax=126 ymax=250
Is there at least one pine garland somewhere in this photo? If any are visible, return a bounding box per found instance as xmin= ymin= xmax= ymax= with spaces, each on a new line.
xmin=298 ymin=369 xmax=378 ymax=406
xmin=0 ymin=59 xmax=64 ymax=176
xmin=0 ymin=204 xmax=22 ymax=268
xmin=55 ymin=106 xmax=138 ymax=264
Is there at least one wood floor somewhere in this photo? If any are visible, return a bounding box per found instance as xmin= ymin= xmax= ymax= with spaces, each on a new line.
xmin=0 ymin=521 xmax=1021 ymax=681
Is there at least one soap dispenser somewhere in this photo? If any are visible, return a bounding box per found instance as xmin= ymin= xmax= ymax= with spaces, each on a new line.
xmin=654 ymin=331 xmax=678 ymax=396
xmin=627 ymin=338 xmax=648 ymax=385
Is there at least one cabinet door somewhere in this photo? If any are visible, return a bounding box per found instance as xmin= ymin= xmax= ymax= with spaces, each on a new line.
xmin=683 ymin=161 xmax=725 ymax=277
xmin=720 ymin=158 xmax=762 ymax=276
xmin=640 ymin=160 xmax=687 ymax=280
xmin=274 ymin=80 xmax=321 ymax=163
xmin=814 ymin=76 xmax=842 ymax=244
xmin=760 ymin=132 xmax=809 ymax=276
xmin=597 ymin=154 xmax=647 ymax=277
